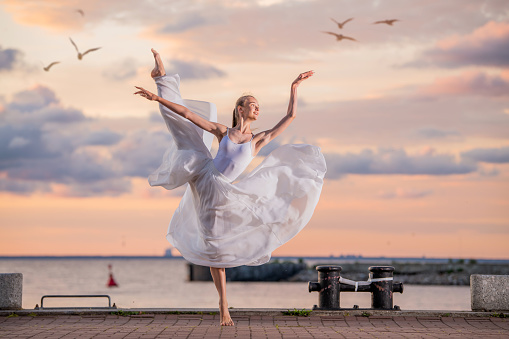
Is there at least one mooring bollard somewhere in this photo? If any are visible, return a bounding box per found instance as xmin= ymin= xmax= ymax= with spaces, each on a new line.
xmin=308 ymin=265 xmax=342 ymax=310
xmin=369 ymin=266 xmax=401 ymax=310
xmin=308 ymin=265 xmax=403 ymax=310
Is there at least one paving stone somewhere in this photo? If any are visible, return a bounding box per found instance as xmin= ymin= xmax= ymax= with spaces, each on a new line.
xmin=0 ymin=313 xmax=508 ymax=338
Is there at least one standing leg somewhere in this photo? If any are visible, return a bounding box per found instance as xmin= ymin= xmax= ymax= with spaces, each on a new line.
xmin=210 ymin=267 xmax=234 ymax=326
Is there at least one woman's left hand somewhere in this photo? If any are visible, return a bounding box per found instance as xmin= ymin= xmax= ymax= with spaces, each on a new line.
xmin=134 ymin=86 xmax=158 ymax=101
xmin=292 ymin=70 xmax=314 ymax=87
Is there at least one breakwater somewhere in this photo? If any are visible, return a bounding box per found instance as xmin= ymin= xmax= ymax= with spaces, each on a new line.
xmin=189 ymin=261 xmax=509 ymax=285
xmin=188 ymin=262 xmax=307 ymax=282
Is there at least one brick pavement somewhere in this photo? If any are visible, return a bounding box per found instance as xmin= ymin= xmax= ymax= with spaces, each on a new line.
xmin=1 ymin=313 xmax=508 ymax=338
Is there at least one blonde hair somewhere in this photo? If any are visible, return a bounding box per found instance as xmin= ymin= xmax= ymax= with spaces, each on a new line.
xmin=232 ymin=95 xmax=256 ymax=127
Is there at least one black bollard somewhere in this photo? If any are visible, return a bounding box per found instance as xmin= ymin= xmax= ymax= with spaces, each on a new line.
xmin=308 ymin=266 xmax=341 ymax=310
xmin=369 ymin=266 xmax=396 ymax=310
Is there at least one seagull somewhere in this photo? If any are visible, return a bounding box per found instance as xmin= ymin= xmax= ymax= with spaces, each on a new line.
xmin=43 ymin=61 xmax=60 ymax=72
xmin=373 ymin=19 xmax=400 ymax=26
xmin=330 ymin=17 xmax=354 ymax=29
xmin=69 ymin=38 xmax=101 ymax=60
xmin=322 ymin=31 xmax=358 ymax=42
xmin=76 ymin=9 xmax=84 ymax=17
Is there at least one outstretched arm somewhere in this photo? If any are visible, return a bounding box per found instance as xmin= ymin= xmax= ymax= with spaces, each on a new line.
xmin=253 ymin=71 xmax=314 ymax=155
xmin=134 ymin=86 xmax=227 ymax=139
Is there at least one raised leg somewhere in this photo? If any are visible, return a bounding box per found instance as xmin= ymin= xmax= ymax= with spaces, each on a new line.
xmin=151 ymin=48 xmax=166 ymax=78
xmin=151 ymin=52 xmax=209 ymax=151
xmin=210 ymin=267 xmax=234 ymax=326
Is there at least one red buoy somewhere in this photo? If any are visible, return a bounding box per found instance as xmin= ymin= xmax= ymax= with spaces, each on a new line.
xmin=107 ymin=264 xmax=118 ymax=287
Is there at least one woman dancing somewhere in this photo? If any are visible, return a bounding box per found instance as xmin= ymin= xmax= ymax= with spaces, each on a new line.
xmin=135 ymin=49 xmax=326 ymax=326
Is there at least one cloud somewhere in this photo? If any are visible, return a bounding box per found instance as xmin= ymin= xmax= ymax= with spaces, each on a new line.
xmin=0 ymin=125 xmax=63 ymax=165
xmin=377 ymin=188 xmax=433 ymax=199
xmin=102 ymin=58 xmax=139 ymax=81
xmin=462 ymin=146 xmax=509 ymax=164
xmin=324 ymin=148 xmax=477 ymax=179
xmin=295 ymin=93 xmax=509 ymax=146
xmin=149 ymin=111 xmax=163 ymax=123
xmin=6 ymin=150 xmax=118 ymax=184
xmin=413 ymin=127 xmax=460 ymax=139
xmin=0 ymin=86 xmax=89 ymax=166
xmin=81 ymin=129 xmax=122 ymax=146
xmin=7 ymin=86 xmax=58 ymax=112
xmin=144 ymin=0 xmax=509 ymax=63
xmin=158 ymin=14 xmax=211 ymax=33
xmin=167 ymin=59 xmax=226 ymax=80
xmin=2 ymin=0 xmax=220 ymax=32
xmin=113 ymin=130 xmax=172 ymax=177
xmin=0 ymin=85 xmax=131 ymax=195
xmin=416 ymin=71 xmax=509 ymax=98
xmin=0 ymin=46 xmax=24 ymax=72
xmin=406 ymin=21 xmax=509 ymax=69
xmin=4 ymin=86 xmax=85 ymax=126
xmin=478 ymin=166 xmax=500 ymax=177
xmin=62 ymin=178 xmax=132 ymax=197
xmin=0 ymin=178 xmax=51 ymax=195
xmin=8 ymin=136 xmax=31 ymax=148
xmin=5 ymin=0 xmax=509 ymax=65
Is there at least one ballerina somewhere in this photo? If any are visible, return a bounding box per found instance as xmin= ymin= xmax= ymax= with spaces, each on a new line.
xmin=135 ymin=49 xmax=326 ymax=326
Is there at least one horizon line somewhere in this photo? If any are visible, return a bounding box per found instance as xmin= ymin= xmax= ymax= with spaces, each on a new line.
xmin=0 ymin=255 xmax=508 ymax=262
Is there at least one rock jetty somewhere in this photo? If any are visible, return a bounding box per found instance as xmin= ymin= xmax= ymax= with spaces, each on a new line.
xmin=189 ymin=260 xmax=509 ymax=285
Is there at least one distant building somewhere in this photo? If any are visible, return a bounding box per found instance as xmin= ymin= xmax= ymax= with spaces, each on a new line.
xmin=164 ymin=248 xmax=174 ymax=257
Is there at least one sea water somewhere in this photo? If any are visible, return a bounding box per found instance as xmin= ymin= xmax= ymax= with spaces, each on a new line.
xmin=0 ymin=258 xmax=471 ymax=310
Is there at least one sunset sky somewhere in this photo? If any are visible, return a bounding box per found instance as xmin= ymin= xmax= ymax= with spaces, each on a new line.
xmin=1 ymin=0 xmax=508 ymax=259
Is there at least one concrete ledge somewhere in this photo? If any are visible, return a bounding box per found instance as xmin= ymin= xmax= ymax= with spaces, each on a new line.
xmin=471 ymin=274 xmax=509 ymax=311
xmin=0 ymin=273 xmax=22 ymax=310
xmin=0 ymin=308 xmax=505 ymax=318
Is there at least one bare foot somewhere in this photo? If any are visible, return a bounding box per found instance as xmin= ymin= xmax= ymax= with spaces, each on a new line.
xmin=219 ymin=300 xmax=234 ymax=326
xmin=151 ymin=48 xmax=165 ymax=78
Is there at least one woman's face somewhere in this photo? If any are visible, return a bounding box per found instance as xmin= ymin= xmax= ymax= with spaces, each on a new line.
xmin=239 ymin=97 xmax=259 ymax=121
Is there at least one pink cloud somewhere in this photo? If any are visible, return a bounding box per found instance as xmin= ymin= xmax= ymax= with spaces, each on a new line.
xmin=417 ymin=71 xmax=509 ymax=98
xmin=377 ymin=188 xmax=433 ymax=199
xmin=437 ymin=21 xmax=509 ymax=49
xmin=2 ymin=0 xmax=145 ymax=32
xmin=408 ymin=21 xmax=509 ymax=68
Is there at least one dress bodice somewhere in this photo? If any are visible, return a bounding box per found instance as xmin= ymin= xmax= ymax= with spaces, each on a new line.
xmin=213 ymin=128 xmax=254 ymax=181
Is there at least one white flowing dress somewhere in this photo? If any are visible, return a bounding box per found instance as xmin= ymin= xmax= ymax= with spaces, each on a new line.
xmin=149 ymin=74 xmax=327 ymax=268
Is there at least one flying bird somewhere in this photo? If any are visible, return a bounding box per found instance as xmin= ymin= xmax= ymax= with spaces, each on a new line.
xmin=69 ymin=37 xmax=101 ymax=60
xmin=322 ymin=32 xmax=358 ymax=42
xmin=373 ymin=19 xmax=400 ymax=26
xmin=43 ymin=61 xmax=60 ymax=72
xmin=330 ymin=17 xmax=354 ymax=29
xmin=76 ymin=9 xmax=84 ymax=17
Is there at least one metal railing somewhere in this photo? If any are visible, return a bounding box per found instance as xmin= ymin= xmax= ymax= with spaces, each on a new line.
xmin=35 ymin=295 xmax=116 ymax=310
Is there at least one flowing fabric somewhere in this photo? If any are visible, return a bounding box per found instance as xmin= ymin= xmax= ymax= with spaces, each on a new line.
xmin=149 ymin=74 xmax=327 ymax=268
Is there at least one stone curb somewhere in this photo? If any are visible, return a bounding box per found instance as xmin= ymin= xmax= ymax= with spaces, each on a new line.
xmin=1 ymin=308 xmax=506 ymax=318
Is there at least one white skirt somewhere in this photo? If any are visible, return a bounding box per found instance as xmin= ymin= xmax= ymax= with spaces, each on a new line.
xmin=149 ymin=74 xmax=327 ymax=268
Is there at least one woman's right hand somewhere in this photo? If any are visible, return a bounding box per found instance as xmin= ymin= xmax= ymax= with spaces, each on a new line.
xmin=291 ymin=70 xmax=314 ymax=88
xmin=134 ymin=86 xmax=158 ymax=101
